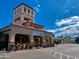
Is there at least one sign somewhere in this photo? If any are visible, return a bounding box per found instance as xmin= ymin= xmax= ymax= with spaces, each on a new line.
xmin=33 ymin=31 xmax=44 ymax=36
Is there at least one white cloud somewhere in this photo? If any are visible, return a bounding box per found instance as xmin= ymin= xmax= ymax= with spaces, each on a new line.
xmin=55 ymin=19 xmax=72 ymax=27
xmin=46 ymin=16 xmax=79 ymax=39
xmin=34 ymin=7 xmax=41 ymax=12
xmin=55 ymin=16 xmax=79 ymax=27
xmin=54 ymin=16 xmax=79 ymax=38
xmin=34 ymin=4 xmax=41 ymax=13
xmin=46 ymin=30 xmax=56 ymax=33
xmin=37 ymin=4 xmax=40 ymax=7
xmin=56 ymin=19 xmax=59 ymax=22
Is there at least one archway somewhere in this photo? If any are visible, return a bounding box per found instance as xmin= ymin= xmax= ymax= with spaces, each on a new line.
xmin=15 ymin=34 xmax=30 ymax=50
xmin=33 ymin=36 xmax=43 ymax=47
xmin=0 ymin=34 xmax=9 ymax=50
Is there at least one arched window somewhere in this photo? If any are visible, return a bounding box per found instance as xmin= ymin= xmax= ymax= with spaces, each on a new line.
xmin=19 ymin=7 xmax=21 ymax=12
xmin=24 ymin=7 xmax=26 ymax=12
xmin=31 ymin=10 xmax=34 ymax=15
xmin=17 ymin=9 xmax=19 ymax=14
xmin=28 ymin=8 xmax=30 ymax=14
xmin=15 ymin=11 xmax=16 ymax=15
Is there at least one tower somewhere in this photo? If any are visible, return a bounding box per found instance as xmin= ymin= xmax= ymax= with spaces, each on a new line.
xmin=13 ymin=3 xmax=35 ymax=25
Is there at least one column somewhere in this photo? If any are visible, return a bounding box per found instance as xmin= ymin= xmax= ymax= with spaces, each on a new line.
xmin=8 ymin=32 xmax=15 ymax=51
xmin=26 ymin=7 xmax=28 ymax=14
xmin=21 ymin=5 xmax=24 ymax=13
xmin=42 ymin=36 xmax=46 ymax=48
xmin=51 ymin=35 xmax=54 ymax=47
xmin=30 ymin=35 xmax=34 ymax=48
xmin=21 ymin=15 xmax=24 ymax=20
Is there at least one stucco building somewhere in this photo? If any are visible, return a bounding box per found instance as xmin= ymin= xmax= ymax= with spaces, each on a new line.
xmin=0 ymin=3 xmax=54 ymax=50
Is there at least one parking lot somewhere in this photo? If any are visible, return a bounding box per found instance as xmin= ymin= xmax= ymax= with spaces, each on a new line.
xmin=0 ymin=44 xmax=79 ymax=59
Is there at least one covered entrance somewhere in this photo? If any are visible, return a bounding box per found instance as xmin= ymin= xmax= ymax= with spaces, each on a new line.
xmin=0 ymin=34 xmax=9 ymax=50
xmin=33 ymin=31 xmax=44 ymax=48
xmin=15 ymin=34 xmax=32 ymax=50
xmin=45 ymin=37 xmax=52 ymax=47
xmin=33 ymin=36 xmax=43 ymax=47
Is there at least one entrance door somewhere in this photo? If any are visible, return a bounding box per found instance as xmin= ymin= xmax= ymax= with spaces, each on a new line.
xmin=33 ymin=36 xmax=43 ymax=47
xmin=15 ymin=34 xmax=30 ymax=50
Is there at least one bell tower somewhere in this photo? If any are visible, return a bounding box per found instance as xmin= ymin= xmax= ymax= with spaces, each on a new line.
xmin=13 ymin=3 xmax=35 ymax=25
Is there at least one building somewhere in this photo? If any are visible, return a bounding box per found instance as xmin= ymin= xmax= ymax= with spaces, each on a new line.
xmin=61 ymin=39 xmax=75 ymax=44
xmin=0 ymin=3 xmax=54 ymax=51
xmin=53 ymin=37 xmax=61 ymax=45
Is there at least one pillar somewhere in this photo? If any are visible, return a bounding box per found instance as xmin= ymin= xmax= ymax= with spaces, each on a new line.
xmin=42 ymin=35 xmax=46 ymax=48
xmin=8 ymin=32 xmax=15 ymax=51
xmin=51 ymin=35 xmax=54 ymax=44
xmin=43 ymin=36 xmax=45 ymax=46
xmin=20 ymin=15 xmax=24 ymax=20
xmin=30 ymin=35 xmax=34 ymax=47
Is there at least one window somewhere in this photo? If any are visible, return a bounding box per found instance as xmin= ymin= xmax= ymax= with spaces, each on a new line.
xmin=28 ymin=8 xmax=30 ymax=14
xmin=24 ymin=17 xmax=32 ymax=22
xmin=19 ymin=7 xmax=21 ymax=12
xmin=14 ymin=17 xmax=20 ymax=22
xmin=31 ymin=10 xmax=34 ymax=15
xmin=24 ymin=7 xmax=26 ymax=12
xmin=24 ymin=17 xmax=27 ymax=20
xmin=24 ymin=17 xmax=29 ymax=22
xmin=15 ymin=11 xmax=16 ymax=15
xmin=17 ymin=9 xmax=18 ymax=13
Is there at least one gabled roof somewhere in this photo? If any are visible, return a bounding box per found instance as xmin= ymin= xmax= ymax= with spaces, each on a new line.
xmin=14 ymin=3 xmax=35 ymax=10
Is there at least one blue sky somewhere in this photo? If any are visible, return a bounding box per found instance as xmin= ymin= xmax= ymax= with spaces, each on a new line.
xmin=1 ymin=0 xmax=79 ymax=36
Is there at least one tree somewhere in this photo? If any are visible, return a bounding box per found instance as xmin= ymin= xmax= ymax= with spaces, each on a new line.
xmin=75 ymin=36 xmax=79 ymax=44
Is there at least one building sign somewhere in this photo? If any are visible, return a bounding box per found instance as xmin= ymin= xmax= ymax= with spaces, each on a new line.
xmin=33 ymin=31 xmax=44 ymax=36
xmin=44 ymin=32 xmax=51 ymax=37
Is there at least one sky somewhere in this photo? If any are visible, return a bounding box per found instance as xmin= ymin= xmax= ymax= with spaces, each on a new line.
xmin=1 ymin=0 xmax=79 ymax=37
